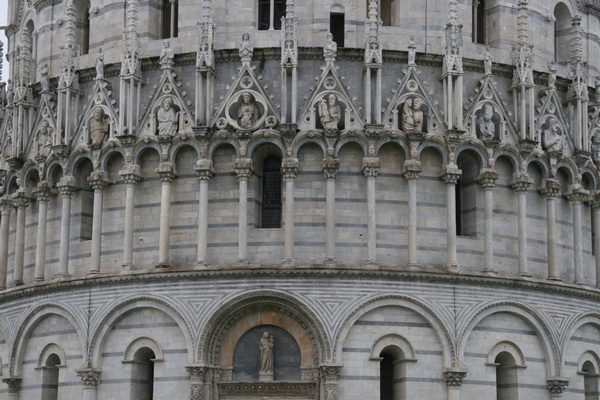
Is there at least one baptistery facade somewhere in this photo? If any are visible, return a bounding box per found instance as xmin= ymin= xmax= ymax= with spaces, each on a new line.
xmin=0 ymin=0 xmax=600 ymax=399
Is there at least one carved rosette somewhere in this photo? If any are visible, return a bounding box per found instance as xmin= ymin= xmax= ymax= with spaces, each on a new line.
xmin=76 ymin=368 xmax=101 ymax=387
xmin=234 ymin=158 xmax=253 ymax=181
xmin=120 ymin=164 xmax=142 ymax=185
xmin=443 ymin=369 xmax=467 ymax=388
xmin=281 ymin=157 xmax=299 ymax=180
xmin=2 ymin=377 xmax=21 ymax=394
xmin=547 ymin=378 xmax=569 ymax=395
xmin=478 ymin=168 xmax=498 ymax=190
xmin=323 ymin=157 xmax=339 ymax=180
xmin=195 ymin=159 xmax=215 ymax=182
xmin=403 ymin=159 xmax=422 ymax=181
xmin=441 ymin=165 xmax=462 ymax=185
xmin=361 ymin=157 xmax=380 ymax=178
xmin=567 ymin=186 xmax=590 ymax=205
xmin=510 ymin=175 xmax=533 ymax=193
xmin=156 ymin=162 xmax=176 ymax=183
xmin=541 ymin=178 xmax=561 ymax=199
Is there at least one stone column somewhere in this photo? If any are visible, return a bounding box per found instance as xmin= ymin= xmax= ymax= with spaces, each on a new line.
xmin=156 ymin=162 xmax=176 ymax=268
xmin=443 ymin=368 xmax=467 ymax=400
xmin=547 ymin=377 xmax=569 ymax=398
xmin=319 ymin=364 xmax=342 ymax=400
xmin=542 ymin=179 xmax=561 ymax=281
xmin=194 ymin=160 xmax=214 ymax=267
xmin=479 ymin=168 xmax=498 ymax=273
xmin=88 ymin=171 xmax=111 ymax=275
xmin=362 ymin=157 xmax=380 ymax=265
xmin=119 ymin=164 xmax=141 ymax=270
xmin=234 ymin=158 xmax=253 ymax=264
xmin=0 ymin=197 xmax=13 ymax=289
xmin=441 ymin=165 xmax=462 ymax=271
xmin=3 ymin=377 xmax=21 ymax=400
xmin=403 ymin=159 xmax=422 ymax=268
xmin=568 ymin=187 xmax=589 ymax=284
xmin=33 ymin=182 xmax=51 ymax=281
xmin=76 ymin=368 xmax=100 ymax=400
xmin=281 ymin=158 xmax=299 ymax=264
xmin=593 ymin=192 xmax=600 ymax=288
xmin=11 ymin=190 xmax=30 ymax=286
xmin=57 ymin=177 xmax=76 ymax=278
xmin=510 ymin=175 xmax=533 ymax=277
xmin=323 ymin=157 xmax=339 ymax=264
xmin=186 ymin=365 xmax=208 ymax=400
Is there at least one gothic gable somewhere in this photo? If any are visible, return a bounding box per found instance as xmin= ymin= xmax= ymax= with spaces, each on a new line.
xmin=25 ymin=94 xmax=56 ymax=161
xmin=535 ymin=88 xmax=572 ymax=155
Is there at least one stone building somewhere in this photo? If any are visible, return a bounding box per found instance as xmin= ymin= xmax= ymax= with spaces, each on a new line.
xmin=0 ymin=0 xmax=599 ymax=398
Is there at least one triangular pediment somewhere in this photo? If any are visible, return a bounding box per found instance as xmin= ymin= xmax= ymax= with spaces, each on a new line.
xmin=535 ymin=88 xmax=573 ymax=155
xmin=382 ymin=66 xmax=445 ymax=134
xmin=211 ymin=63 xmax=280 ymax=133
xmin=137 ymin=69 xmax=195 ymax=138
xmin=24 ymin=93 xmax=56 ymax=160
xmin=297 ymin=62 xmax=363 ymax=132
xmin=463 ymin=76 xmax=518 ymax=144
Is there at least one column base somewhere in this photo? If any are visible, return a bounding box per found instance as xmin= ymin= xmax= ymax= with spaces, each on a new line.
xmin=258 ymin=372 xmax=273 ymax=381
xmin=323 ymin=258 xmax=336 ymax=265
xmin=122 ymin=263 xmax=135 ymax=271
xmin=365 ymin=260 xmax=379 ymax=266
xmin=53 ymin=273 xmax=71 ymax=279
xmin=34 ymin=277 xmax=44 ymax=282
xmin=155 ymin=262 xmax=171 ymax=269
xmin=194 ymin=261 xmax=209 ymax=268
xmin=483 ymin=268 xmax=497 ymax=274
xmin=406 ymin=262 xmax=420 ymax=271
xmin=9 ymin=280 xmax=22 ymax=287
xmin=518 ymin=272 xmax=532 ymax=277
xmin=236 ymin=259 xmax=249 ymax=265
xmin=282 ymin=258 xmax=295 ymax=266
xmin=547 ymin=276 xmax=562 ymax=281
xmin=444 ymin=263 xmax=460 ymax=272
xmin=87 ymin=270 xmax=100 ymax=276
xmin=574 ymin=280 xmax=585 ymax=285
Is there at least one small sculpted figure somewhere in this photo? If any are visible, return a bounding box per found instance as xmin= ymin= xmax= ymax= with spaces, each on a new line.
xmin=402 ymin=97 xmax=424 ymax=133
xmin=237 ymin=93 xmax=258 ymax=129
xmin=36 ymin=120 xmax=52 ymax=157
xmin=259 ymin=332 xmax=274 ymax=373
xmin=239 ymin=33 xmax=253 ymax=63
xmin=478 ymin=104 xmax=496 ymax=140
xmin=592 ymin=130 xmax=600 ymax=163
xmin=542 ymin=117 xmax=563 ymax=152
xmin=408 ymin=36 xmax=416 ymax=66
xmin=157 ymin=98 xmax=178 ymax=136
xmin=159 ymin=40 xmax=174 ymax=69
xmin=324 ymin=32 xmax=337 ymax=61
xmin=40 ymin=63 xmax=50 ymax=92
xmin=90 ymin=107 xmax=109 ymax=145
xmin=95 ymin=48 xmax=104 ymax=80
xmin=484 ymin=46 xmax=492 ymax=76
xmin=319 ymin=94 xmax=341 ymax=130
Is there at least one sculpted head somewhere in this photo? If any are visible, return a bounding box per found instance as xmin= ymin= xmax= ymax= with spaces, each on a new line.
xmin=162 ymin=97 xmax=173 ymax=110
xmin=483 ymin=104 xmax=494 ymax=121
xmin=412 ymin=97 xmax=423 ymax=110
xmin=328 ymin=94 xmax=337 ymax=106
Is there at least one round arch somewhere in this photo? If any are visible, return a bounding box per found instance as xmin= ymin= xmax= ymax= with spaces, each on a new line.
xmin=99 ymin=147 xmax=127 ymax=171
xmin=131 ymin=142 xmax=162 ymax=166
xmin=246 ymin=137 xmax=286 ymax=160
xmin=291 ymin=134 xmax=328 ymax=158
xmin=333 ymin=136 xmax=368 ymax=158
xmin=374 ymin=137 xmax=410 ymax=161
xmin=416 ymin=139 xmax=449 ymax=165
xmin=207 ymin=138 xmax=240 ymax=160
xmin=170 ymin=139 xmax=201 ymax=161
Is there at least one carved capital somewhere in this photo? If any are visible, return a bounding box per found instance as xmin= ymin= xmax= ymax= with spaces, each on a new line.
xmin=510 ymin=175 xmax=533 ymax=193
xmin=156 ymin=162 xmax=176 ymax=182
xmin=195 ymin=160 xmax=214 ymax=181
xmin=362 ymin=157 xmax=380 ymax=178
xmin=76 ymin=368 xmax=101 ymax=387
xmin=12 ymin=189 xmax=31 ymax=208
xmin=323 ymin=157 xmax=339 ymax=180
xmin=119 ymin=164 xmax=142 ymax=185
xmin=234 ymin=158 xmax=253 ymax=180
xmin=478 ymin=168 xmax=498 ymax=189
xmin=403 ymin=159 xmax=422 ymax=181
xmin=33 ymin=181 xmax=52 ymax=202
xmin=541 ymin=178 xmax=561 ymax=199
xmin=186 ymin=365 xmax=208 ymax=400
xmin=568 ymin=186 xmax=589 ymax=204
xmin=281 ymin=157 xmax=299 ymax=180
xmin=320 ymin=364 xmax=342 ymax=382
xmin=547 ymin=377 xmax=569 ymax=394
xmin=2 ymin=377 xmax=21 ymax=393
xmin=441 ymin=164 xmax=462 ymax=185
xmin=443 ymin=368 xmax=467 ymax=388
xmin=88 ymin=170 xmax=112 ymax=191
xmin=591 ymin=191 xmax=600 ymax=209
xmin=0 ymin=197 xmax=13 ymax=213
xmin=57 ymin=176 xmax=77 ymax=197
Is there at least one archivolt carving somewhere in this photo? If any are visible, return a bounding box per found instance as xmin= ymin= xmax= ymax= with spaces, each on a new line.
xmin=123 ymin=336 xmax=163 ymax=361
xmin=577 ymin=351 xmax=600 ymax=374
xmin=37 ymin=343 xmax=66 ymax=368
xmin=486 ymin=341 xmax=526 ymax=367
xmin=560 ymin=311 xmax=600 ymax=360
xmin=370 ymin=333 xmax=417 ymax=361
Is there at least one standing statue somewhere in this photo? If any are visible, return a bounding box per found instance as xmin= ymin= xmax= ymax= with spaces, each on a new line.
xmin=239 ymin=33 xmax=254 ymax=63
xmin=6 ymin=80 xmax=13 ymax=106
xmin=592 ymin=130 xmax=600 ymax=163
xmin=542 ymin=117 xmax=563 ymax=152
xmin=40 ymin=63 xmax=50 ymax=92
xmin=478 ymin=104 xmax=496 ymax=140
xmin=157 ymin=98 xmax=178 ymax=135
xmin=259 ymin=332 xmax=274 ymax=373
xmin=90 ymin=107 xmax=110 ymax=145
xmin=548 ymin=61 xmax=557 ymax=89
xmin=159 ymin=41 xmax=175 ymax=69
xmin=402 ymin=97 xmax=424 ymax=133
xmin=36 ymin=120 xmax=53 ymax=157
xmin=319 ymin=94 xmax=341 ymax=130
xmin=95 ymin=48 xmax=105 ymax=80
xmin=483 ymin=46 xmax=492 ymax=76
xmin=237 ymin=93 xmax=258 ymax=129
xmin=408 ymin=36 xmax=416 ymax=66
xmin=324 ymin=32 xmax=337 ymax=62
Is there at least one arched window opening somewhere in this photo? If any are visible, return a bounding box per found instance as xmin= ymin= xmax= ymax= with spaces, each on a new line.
xmin=472 ymin=0 xmax=486 ymax=44
xmin=81 ymin=7 xmax=90 ymax=55
xmin=330 ymin=12 xmax=345 ymax=47
xmin=74 ymin=0 xmax=91 ymax=55
xmin=583 ymin=361 xmax=600 ymax=400
xmin=261 ymin=155 xmax=282 ymax=228
xmin=495 ymin=352 xmax=518 ymax=400
xmin=554 ymin=3 xmax=571 ymax=63
xmin=456 ymin=152 xmax=480 ymax=237
xmin=42 ymin=353 xmax=61 ymax=400
xmin=258 ymin=0 xmax=286 ymax=30
xmin=130 ymin=347 xmax=156 ymax=400
xmin=379 ymin=346 xmax=407 ymax=400
xmin=74 ymin=159 xmax=94 ymax=241
xmin=162 ymin=0 xmax=178 ymax=39
xmin=380 ymin=351 xmax=395 ymax=399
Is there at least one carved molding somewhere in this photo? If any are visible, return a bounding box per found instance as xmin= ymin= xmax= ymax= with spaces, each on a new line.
xmin=218 ymin=382 xmax=315 ymax=397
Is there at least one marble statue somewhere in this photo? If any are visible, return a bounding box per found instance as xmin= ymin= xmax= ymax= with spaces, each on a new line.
xmin=324 ymin=32 xmax=337 ymax=62
xmin=237 ymin=93 xmax=258 ymax=129
xmin=239 ymin=33 xmax=253 ymax=63
xmin=95 ymin=48 xmax=104 ymax=80
xmin=592 ymin=130 xmax=600 ymax=163
xmin=90 ymin=107 xmax=109 ymax=145
xmin=542 ymin=117 xmax=563 ymax=152
xmin=484 ymin=46 xmax=492 ymax=76
xmin=40 ymin=63 xmax=50 ymax=92
xmin=319 ymin=93 xmax=341 ymax=130
xmin=478 ymin=104 xmax=496 ymax=140
xmin=259 ymin=332 xmax=274 ymax=373
xmin=160 ymin=41 xmax=174 ymax=69
xmin=402 ymin=97 xmax=424 ymax=133
xmin=157 ymin=98 xmax=178 ymax=135
xmin=36 ymin=120 xmax=52 ymax=157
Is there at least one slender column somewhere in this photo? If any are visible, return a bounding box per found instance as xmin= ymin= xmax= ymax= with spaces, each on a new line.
xmin=441 ymin=165 xmax=462 ymax=270
xmin=234 ymin=158 xmax=253 ymax=264
xmin=593 ymin=194 xmax=600 ymax=288
xmin=194 ymin=160 xmax=214 ymax=267
xmin=33 ymin=182 xmax=51 ymax=281
xmin=0 ymin=198 xmax=13 ymax=289
xmin=119 ymin=165 xmax=141 ymax=270
xmin=362 ymin=157 xmax=380 ymax=264
xmin=403 ymin=160 xmax=422 ymax=268
xmin=76 ymin=368 xmax=100 ymax=400
xmin=2 ymin=377 xmax=21 ymax=400
xmin=320 ymin=365 xmax=342 ymax=400
xmin=365 ymin=68 xmax=372 ymax=124
xmin=542 ymin=179 xmax=561 ymax=281
xmin=511 ymin=176 xmax=533 ymax=277
xmin=57 ymin=177 xmax=76 ymax=278
xmin=444 ymin=369 xmax=467 ymax=400
xmin=88 ymin=171 xmax=111 ymax=275
xmin=11 ymin=190 xmax=30 ymax=286
xmin=375 ymin=68 xmax=382 ymax=124
xmin=156 ymin=162 xmax=176 ymax=268
xmin=569 ymin=187 xmax=589 ymax=284
xmin=547 ymin=378 xmax=569 ymax=398
xmin=479 ymin=169 xmax=498 ymax=272
xmin=291 ymin=67 xmax=297 ymax=124
xmin=323 ymin=157 xmax=339 ymax=264
xmin=282 ymin=158 xmax=299 ymax=264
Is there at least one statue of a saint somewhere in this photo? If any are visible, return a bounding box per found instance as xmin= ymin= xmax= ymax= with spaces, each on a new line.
xmin=408 ymin=36 xmax=416 ymax=66
xmin=157 ymin=98 xmax=178 ymax=136
xmin=259 ymin=332 xmax=274 ymax=373
xmin=6 ymin=80 xmax=13 ymax=105
xmin=239 ymin=33 xmax=253 ymax=63
xmin=237 ymin=93 xmax=258 ymax=129
xmin=40 ymin=63 xmax=50 ymax=92
xmin=324 ymin=32 xmax=337 ymax=62
xmin=95 ymin=48 xmax=105 ymax=80
xmin=484 ymin=46 xmax=492 ymax=76
xmin=36 ymin=120 xmax=52 ymax=157
xmin=477 ymin=104 xmax=496 ymax=140
xmin=159 ymin=41 xmax=174 ymax=69
xmin=90 ymin=107 xmax=109 ymax=145
xmin=542 ymin=117 xmax=563 ymax=152
xmin=402 ymin=97 xmax=424 ymax=133
xmin=318 ymin=94 xmax=341 ymax=130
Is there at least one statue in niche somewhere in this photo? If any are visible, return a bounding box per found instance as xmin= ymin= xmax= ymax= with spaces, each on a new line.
xmin=324 ymin=32 xmax=337 ymax=61
xmin=592 ymin=130 xmax=600 ymax=163
xmin=90 ymin=107 xmax=109 ymax=145
xmin=239 ymin=33 xmax=253 ymax=63
xmin=95 ymin=48 xmax=104 ymax=80
xmin=319 ymin=93 xmax=341 ymax=130
xmin=259 ymin=332 xmax=274 ymax=373
xmin=40 ymin=63 xmax=49 ymax=92
xmin=402 ymin=97 xmax=424 ymax=133
xmin=408 ymin=36 xmax=416 ymax=66
xmin=477 ymin=104 xmax=496 ymax=140
xmin=157 ymin=97 xmax=178 ymax=136
xmin=36 ymin=120 xmax=52 ymax=157
xmin=160 ymin=40 xmax=175 ymax=69
xmin=541 ymin=117 xmax=563 ymax=152
xmin=483 ymin=46 xmax=492 ymax=76
xmin=237 ymin=92 xmax=258 ymax=129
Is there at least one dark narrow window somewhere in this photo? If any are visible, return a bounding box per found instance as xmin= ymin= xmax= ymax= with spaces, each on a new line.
xmin=380 ymin=0 xmax=392 ymax=26
xmin=42 ymin=354 xmax=61 ymax=400
xmin=583 ymin=361 xmax=600 ymax=400
xmin=261 ymin=156 xmax=282 ymax=228
xmin=553 ymin=3 xmax=571 ymax=63
xmin=130 ymin=348 xmax=155 ymax=400
xmin=330 ymin=13 xmax=345 ymax=47
xmin=455 ymin=179 xmax=463 ymax=236
xmin=472 ymin=0 xmax=485 ymax=44
xmin=82 ymin=8 xmax=90 ymax=55
xmin=162 ymin=0 xmax=178 ymax=38
xmin=380 ymin=352 xmax=394 ymax=399
xmin=496 ymin=352 xmax=518 ymax=400
xmin=258 ymin=0 xmax=286 ymax=30
xmin=592 ymin=206 xmax=596 ymax=256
